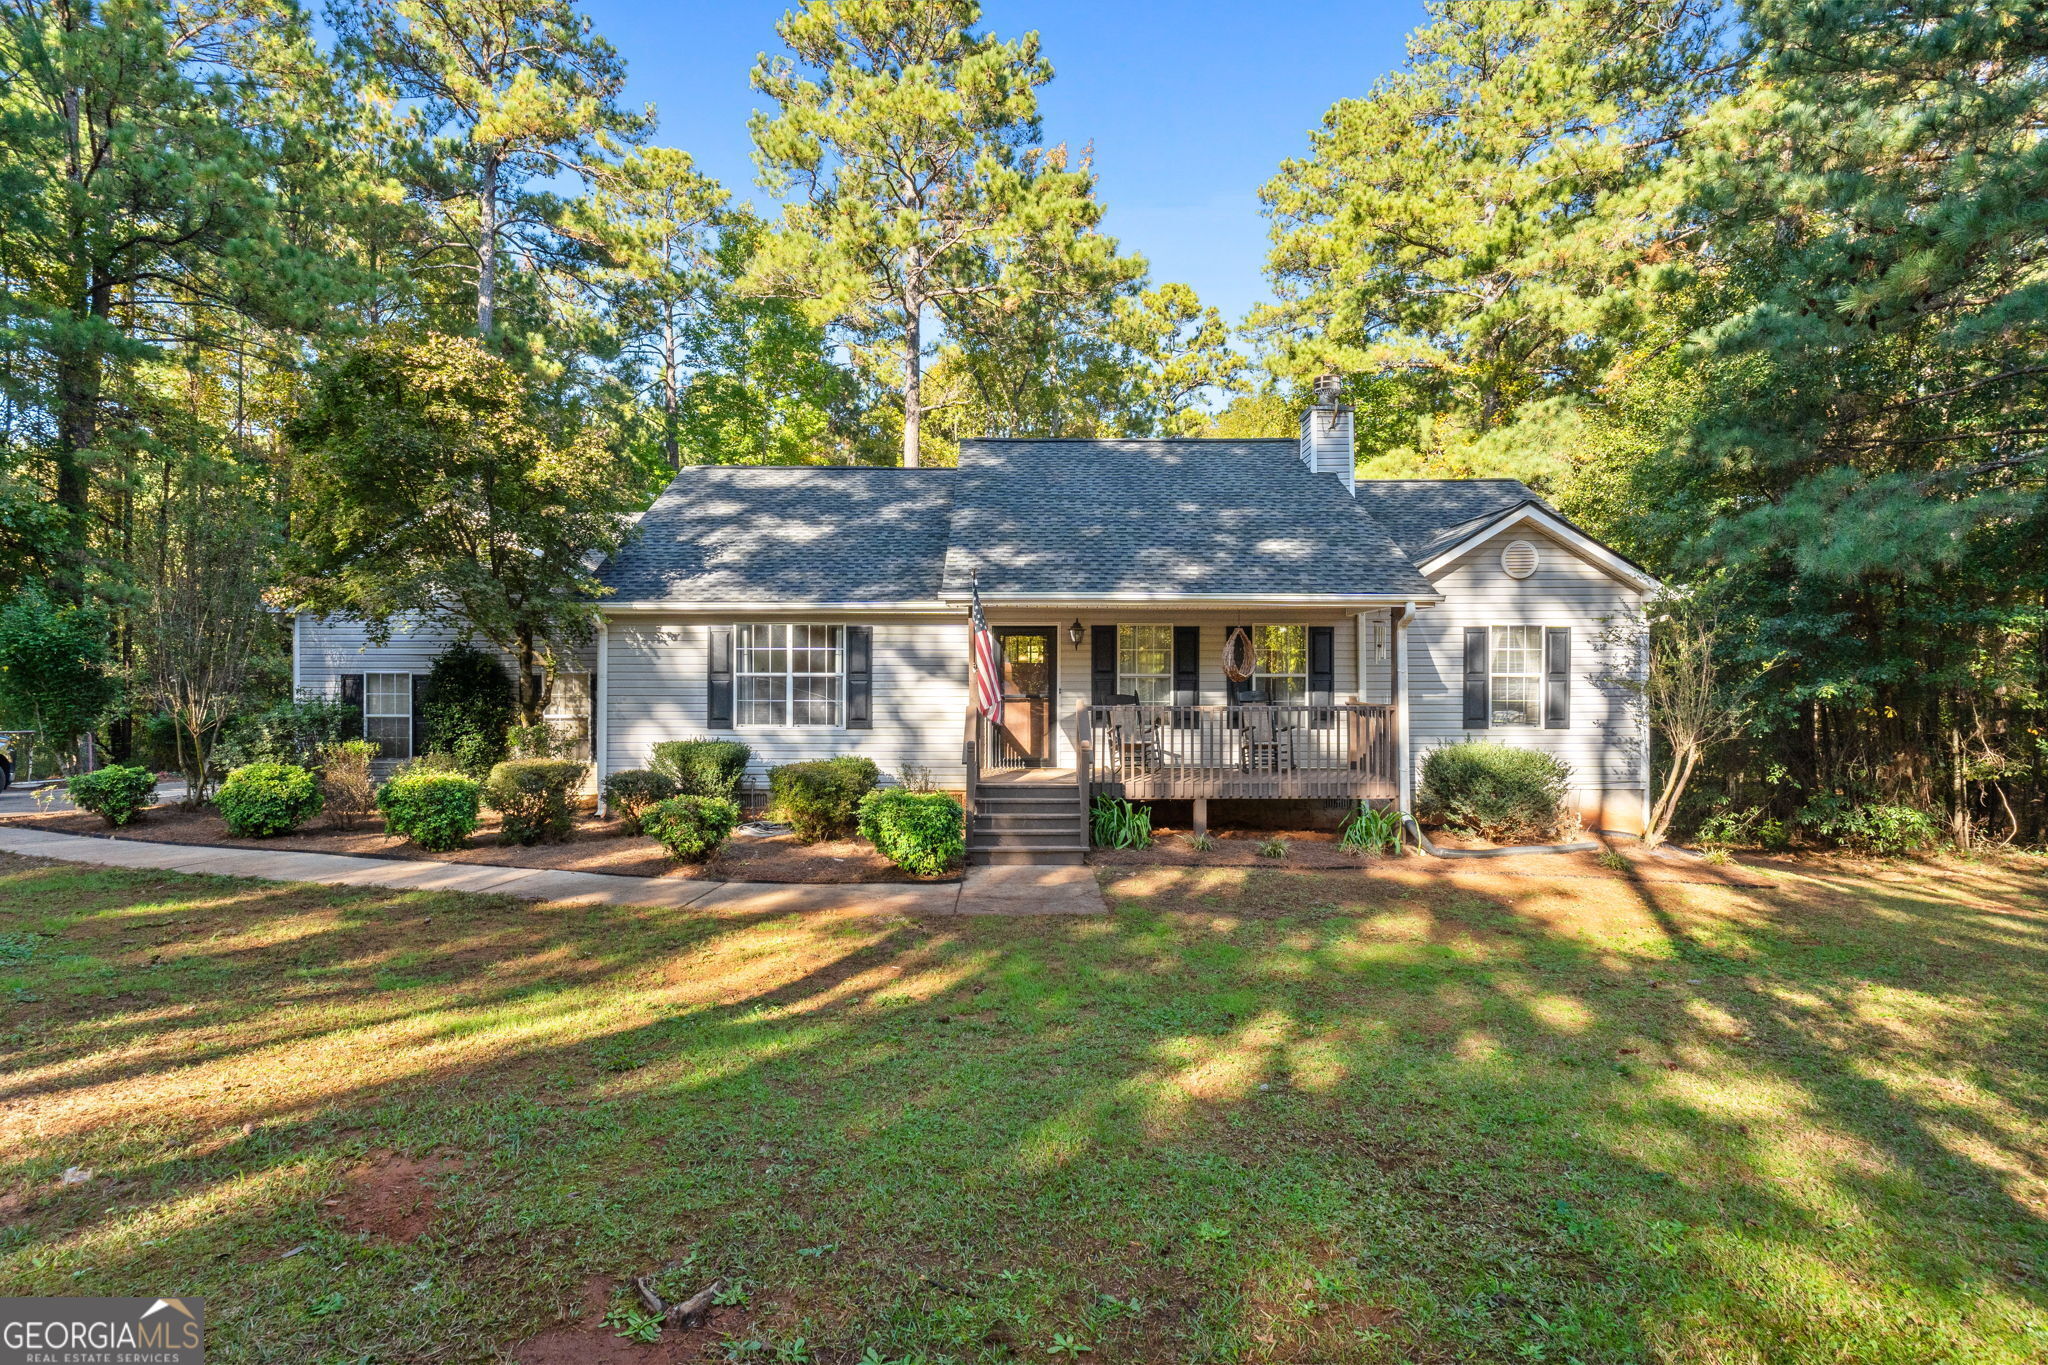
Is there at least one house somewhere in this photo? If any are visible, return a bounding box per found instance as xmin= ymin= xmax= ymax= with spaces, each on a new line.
xmin=293 ymin=388 xmax=1655 ymax=864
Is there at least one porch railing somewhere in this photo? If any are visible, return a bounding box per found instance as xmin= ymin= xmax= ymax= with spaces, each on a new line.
xmin=1085 ymin=703 xmax=1397 ymax=801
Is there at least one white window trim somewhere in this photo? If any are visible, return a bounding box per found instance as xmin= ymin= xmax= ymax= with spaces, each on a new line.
xmin=363 ymin=671 xmax=414 ymax=759
xmin=734 ymin=622 xmax=847 ymax=730
xmin=1115 ymin=623 xmax=1174 ymax=703
xmin=1488 ymin=624 xmax=1543 ymax=729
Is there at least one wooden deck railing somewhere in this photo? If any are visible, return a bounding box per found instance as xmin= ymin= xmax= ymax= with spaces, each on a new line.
xmin=1085 ymin=703 xmax=1397 ymax=801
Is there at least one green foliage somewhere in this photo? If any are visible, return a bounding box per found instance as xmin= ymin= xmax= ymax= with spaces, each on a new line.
xmin=857 ymin=788 xmax=965 ymax=877
xmin=216 ymin=763 xmax=325 ymax=837
xmin=1419 ymin=742 xmax=1574 ymax=844
xmin=215 ymin=698 xmax=360 ymax=772
xmin=650 ymin=739 xmax=753 ymax=802
xmin=1796 ymin=797 xmax=1940 ymax=858
xmin=0 ymin=584 xmax=115 ymax=759
xmin=65 ymin=765 xmax=157 ymax=829
xmin=1693 ymin=805 xmax=1790 ymax=853
xmin=421 ymin=645 xmax=517 ymax=778
xmin=484 ymin=759 xmax=588 ymax=846
xmin=1339 ymin=803 xmax=1402 ymax=856
xmin=769 ymin=756 xmax=879 ymax=842
xmin=1257 ymin=837 xmax=1289 ymax=860
xmin=314 ymin=740 xmax=379 ymax=832
xmin=639 ymin=794 xmax=741 ymax=863
xmin=1090 ymin=795 xmax=1152 ymax=850
xmin=376 ymin=771 xmax=482 ymax=853
xmin=604 ymin=768 xmax=680 ymax=835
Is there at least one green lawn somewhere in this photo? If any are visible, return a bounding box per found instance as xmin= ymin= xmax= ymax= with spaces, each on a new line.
xmin=1 ymin=848 xmax=2044 ymax=1363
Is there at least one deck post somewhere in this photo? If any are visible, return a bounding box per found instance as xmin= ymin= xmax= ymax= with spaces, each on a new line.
xmin=1191 ymin=797 xmax=1208 ymax=839
xmin=1075 ymin=700 xmax=1092 ymax=846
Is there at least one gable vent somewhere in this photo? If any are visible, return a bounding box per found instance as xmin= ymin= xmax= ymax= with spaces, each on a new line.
xmin=1500 ymin=540 xmax=1539 ymax=579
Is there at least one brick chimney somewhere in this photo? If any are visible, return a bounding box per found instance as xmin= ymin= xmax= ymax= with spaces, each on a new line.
xmin=1299 ymin=371 xmax=1355 ymax=495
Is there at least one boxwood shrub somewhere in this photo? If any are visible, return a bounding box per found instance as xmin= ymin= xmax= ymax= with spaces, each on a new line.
xmin=650 ymin=739 xmax=752 ymax=801
xmin=640 ymin=794 xmax=741 ymax=862
xmin=769 ymin=755 xmax=879 ymax=842
xmin=216 ymin=762 xmax=324 ymax=837
xmin=484 ymin=758 xmax=587 ymax=845
xmin=377 ymin=771 xmax=482 ymax=852
xmin=1417 ymin=741 xmax=1573 ymax=843
xmin=65 ymin=764 xmax=158 ymax=828
xmin=603 ymin=767 xmax=679 ymax=834
xmin=857 ymin=788 xmax=964 ymax=877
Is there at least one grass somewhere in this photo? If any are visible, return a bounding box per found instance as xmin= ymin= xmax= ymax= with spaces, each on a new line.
xmin=2 ymin=848 xmax=2046 ymax=1363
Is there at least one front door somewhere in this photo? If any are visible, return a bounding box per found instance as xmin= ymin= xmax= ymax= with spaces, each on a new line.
xmin=995 ymin=627 xmax=1057 ymax=766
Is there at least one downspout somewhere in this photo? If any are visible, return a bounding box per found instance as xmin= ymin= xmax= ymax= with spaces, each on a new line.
xmin=290 ymin=613 xmax=303 ymax=699
xmin=1394 ymin=602 xmax=1416 ymax=819
xmin=594 ymin=617 xmax=611 ymax=815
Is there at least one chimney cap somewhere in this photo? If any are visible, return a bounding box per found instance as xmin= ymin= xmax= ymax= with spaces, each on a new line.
xmin=1313 ymin=371 xmax=1343 ymax=407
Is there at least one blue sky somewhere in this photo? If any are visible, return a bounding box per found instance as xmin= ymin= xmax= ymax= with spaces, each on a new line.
xmin=579 ymin=1 xmax=1428 ymax=326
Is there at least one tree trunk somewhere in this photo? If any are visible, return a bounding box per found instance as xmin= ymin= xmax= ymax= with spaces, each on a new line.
xmin=901 ymin=299 xmax=921 ymax=468
xmin=662 ymin=303 xmax=681 ymax=469
xmin=515 ymin=623 xmax=544 ymax=725
xmin=478 ymin=154 xmax=500 ymax=335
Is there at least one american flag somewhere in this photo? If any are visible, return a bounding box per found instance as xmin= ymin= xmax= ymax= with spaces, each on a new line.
xmin=969 ymin=579 xmax=1004 ymax=727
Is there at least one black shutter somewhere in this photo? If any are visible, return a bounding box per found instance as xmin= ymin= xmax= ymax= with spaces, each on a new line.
xmin=707 ymin=626 xmax=734 ymax=729
xmin=339 ymin=673 xmax=365 ymax=737
xmin=1091 ymin=624 xmax=1117 ymax=704
xmin=411 ymin=673 xmax=428 ymax=759
xmin=1463 ymin=627 xmax=1490 ymax=729
xmin=1227 ymin=624 xmax=1256 ymax=702
xmin=844 ymin=625 xmax=873 ymax=730
xmin=1172 ymin=626 xmax=1200 ymax=706
xmin=1307 ymin=625 xmax=1336 ymax=728
xmin=1544 ymin=627 xmax=1571 ymax=729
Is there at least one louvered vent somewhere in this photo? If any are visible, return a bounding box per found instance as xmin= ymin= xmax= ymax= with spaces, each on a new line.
xmin=1501 ymin=540 xmax=1539 ymax=579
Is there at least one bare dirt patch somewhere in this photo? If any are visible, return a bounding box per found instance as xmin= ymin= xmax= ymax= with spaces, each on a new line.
xmin=512 ymin=1274 xmax=752 ymax=1365
xmin=2 ymin=803 xmax=940 ymax=883
xmin=326 ymin=1151 xmax=464 ymax=1243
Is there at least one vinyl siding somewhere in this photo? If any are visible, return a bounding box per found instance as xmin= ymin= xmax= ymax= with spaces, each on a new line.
xmin=602 ymin=614 xmax=969 ymax=792
xmin=1409 ymin=527 xmax=1649 ymax=829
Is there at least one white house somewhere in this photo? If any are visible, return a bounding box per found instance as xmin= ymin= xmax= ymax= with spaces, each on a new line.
xmin=294 ymin=390 xmax=1654 ymax=864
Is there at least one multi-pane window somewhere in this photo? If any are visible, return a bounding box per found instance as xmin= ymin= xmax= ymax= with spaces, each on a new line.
xmin=364 ymin=673 xmax=412 ymax=759
xmin=1252 ymin=624 xmax=1309 ymax=704
xmin=736 ymin=624 xmax=843 ymax=727
xmin=544 ymin=672 xmax=593 ymax=760
xmin=1490 ymin=625 xmax=1543 ymax=727
xmin=1116 ymin=624 xmax=1173 ymax=703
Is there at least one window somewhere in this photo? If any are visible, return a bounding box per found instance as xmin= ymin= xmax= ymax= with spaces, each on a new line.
xmin=1252 ymin=624 xmax=1308 ymax=704
xmin=544 ymin=672 xmax=593 ymax=760
xmin=1490 ymin=625 xmax=1542 ymax=727
xmin=364 ymin=673 xmax=412 ymax=759
xmin=736 ymin=623 xmax=843 ymax=727
xmin=1116 ymin=624 xmax=1173 ymax=703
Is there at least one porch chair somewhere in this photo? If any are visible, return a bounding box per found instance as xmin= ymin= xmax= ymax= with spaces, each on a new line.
xmin=1106 ymin=694 xmax=1165 ymax=775
xmin=1233 ymin=693 xmax=1298 ymax=774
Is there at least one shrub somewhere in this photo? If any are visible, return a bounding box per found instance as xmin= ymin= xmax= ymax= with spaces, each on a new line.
xmin=420 ymin=644 xmax=517 ymax=778
xmin=214 ymin=697 xmax=360 ymax=771
xmin=216 ymin=762 xmax=325 ymax=837
xmin=1693 ymin=804 xmax=1790 ymax=851
xmin=1258 ymin=837 xmax=1289 ymax=859
xmin=377 ymin=771 xmax=482 ymax=851
xmin=857 ymin=788 xmax=965 ymax=877
xmin=604 ymin=767 xmax=680 ymax=834
xmin=769 ymin=755 xmax=879 ymax=841
xmin=315 ymin=740 xmax=379 ymax=830
xmin=1090 ymin=795 xmax=1152 ymax=850
xmin=1418 ymin=742 xmax=1574 ymax=843
xmin=1797 ymin=795 xmax=1939 ymax=856
xmin=65 ymin=764 xmax=157 ymax=828
xmin=1339 ymin=802 xmax=1402 ymax=855
xmin=651 ymin=739 xmax=753 ymax=801
xmin=485 ymin=758 xmax=588 ymax=845
xmin=640 ymin=794 xmax=741 ymax=862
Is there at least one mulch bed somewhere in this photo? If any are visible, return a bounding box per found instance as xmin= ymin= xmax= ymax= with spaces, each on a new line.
xmin=0 ymin=803 xmax=940 ymax=884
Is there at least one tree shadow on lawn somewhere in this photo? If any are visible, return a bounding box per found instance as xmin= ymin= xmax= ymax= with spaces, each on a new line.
xmin=0 ymin=852 xmax=2044 ymax=1363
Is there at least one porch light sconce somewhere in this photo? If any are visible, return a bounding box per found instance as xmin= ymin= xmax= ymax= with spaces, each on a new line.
xmin=1068 ymin=619 xmax=1084 ymax=646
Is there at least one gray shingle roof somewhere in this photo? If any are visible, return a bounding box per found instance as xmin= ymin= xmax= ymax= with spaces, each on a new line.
xmin=941 ymin=439 xmax=1437 ymax=599
xmin=599 ymin=465 xmax=954 ymax=603
xmin=1354 ymin=478 xmax=1546 ymax=560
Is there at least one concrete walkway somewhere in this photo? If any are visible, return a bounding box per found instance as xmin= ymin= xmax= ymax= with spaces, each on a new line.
xmin=0 ymin=828 xmax=1105 ymax=916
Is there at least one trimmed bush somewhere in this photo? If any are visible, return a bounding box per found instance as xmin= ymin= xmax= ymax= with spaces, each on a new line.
xmin=640 ymin=794 xmax=741 ymax=862
xmin=216 ymin=762 xmax=324 ymax=837
xmin=315 ymin=740 xmax=379 ymax=830
xmin=857 ymin=788 xmax=965 ymax=877
xmin=377 ymin=771 xmax=482 ymax=852
xmin=1418 ymin=741 xmax=1574 ymax=843
xmin=66 ymin=764 xmax=157 ymax=828
xmin=650 ymin=739 xmax=753 ymax=801
xmin=604 ymin=767 xmax=679 ymax=834
xmin=484 ymin=758 xmax=587 ymax=845
xmin=420 ymin=643 xmax=517 ymax=778
xmin=769 ymin=755 xmax=879 ymax=842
